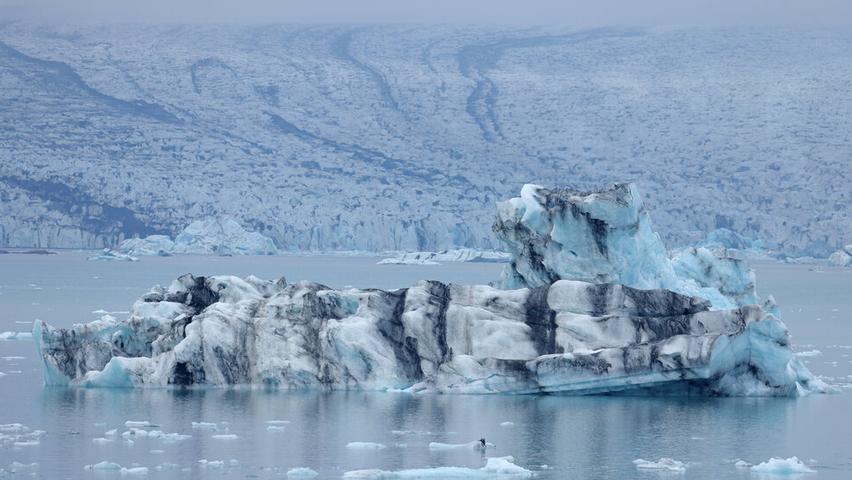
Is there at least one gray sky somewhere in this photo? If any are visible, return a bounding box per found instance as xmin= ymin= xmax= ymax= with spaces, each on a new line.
xmin=2 ymin=0 xmax=851 ymax=26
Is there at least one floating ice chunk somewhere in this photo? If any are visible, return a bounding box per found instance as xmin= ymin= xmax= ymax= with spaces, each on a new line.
xmin=147 ymin=431 xmax=191 ymax=443
xmin=150 ymin=450 xmax=165 ymax=454
xmin=346 ymin=442 xmax=387 ymax=450
xmin=795 ymin=350 xmax=822 ymax=358
xmin=633 ymin=458 xmax=687 ymax=472
xmin=429 ymin=441 xmax=495 ymax=450
xmin=88 ymin=249 xmax=139 ymax=262
xmin=287 ymin=467 xmax=319 ymax=479
xmin=500 ymin=421 xmax=515 ymax=427
xmin=105 ymin=429 xmax=118 ymax=436
xmin=267 ymin=426 xmax=287 ymax=432
xmin=198 ymin=459 xmax=225 ymax=468
xmin=122 ymin=429 xmax=149 ymax=438
xmin=120 ymin=466 xmax=149 ymax=475
xmin=92 ymin=437 xmax=114 ymax=444
xmin=212 ymin=434 xmax=239 ymax=440
xmin=343 ymin=456 xmax=532 ymax=479
xmin=86 ymin=461 xmax=122 ymax=471
xmin=125 ymin=421 xmax=152 ymax=428
xmin=191 ymin=422 xmax=218 ymax=429
xmin=0 ymin=331 xmax=32 ymax=341
xmin=751 ymin=457 xmax=815 ymax=474
xmin=733 ymin=459 xmax=752 ymax=468
xmin=13 ymin=440 xmax=39 ymax=447
xmin=266 ymin=420 xmax=291 ymax=425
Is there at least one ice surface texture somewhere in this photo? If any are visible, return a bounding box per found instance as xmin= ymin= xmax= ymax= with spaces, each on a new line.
xmin=493 ymin=183 xmax=757 ymax=310
xmin=34 ymin=184 xmax=821 ymax=396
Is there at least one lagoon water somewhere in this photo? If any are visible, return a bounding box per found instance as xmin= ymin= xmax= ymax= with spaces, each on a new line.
xmin=1 ymin=252 xmax=851 ymax=479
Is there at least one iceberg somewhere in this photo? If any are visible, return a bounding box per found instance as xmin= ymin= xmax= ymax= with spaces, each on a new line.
xmin=828 ymin=244 xmax=852 ymax=267
xmin=750 ymin=457 xmax=815 ymax=474
xmin=119 ymin=217 xmax=277 ymax=256
xmin=87 ymin=249 xmax=139 ymax=262
xmin=378 ymin=249 xmax=510 ymax=265
xmin=34 ymin=184 xmax=822 ymax=396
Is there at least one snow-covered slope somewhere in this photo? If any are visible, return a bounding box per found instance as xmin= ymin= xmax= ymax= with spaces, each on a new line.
xmin=0 ymin=25 xmax=850 ymax=255
xmin=34 ymin=183 xmax=821 ymax=396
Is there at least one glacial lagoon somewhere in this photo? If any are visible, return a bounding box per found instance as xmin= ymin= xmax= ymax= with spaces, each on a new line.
xmin=1 ymin=252 xmax=851 ymax=479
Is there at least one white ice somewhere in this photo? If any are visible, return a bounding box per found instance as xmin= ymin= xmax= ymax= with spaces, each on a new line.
xmin=751 ymin=457 xmax=816 ymax=474
xmin=346 ymin=442 xmax=387 ymax=450
xmin=343 ymin=456 xmax=532 ymax=479
xmin=287 ymin=467 xmax=319 ymax=479
xmin=632 ymin=458 xmax=687 ymax=472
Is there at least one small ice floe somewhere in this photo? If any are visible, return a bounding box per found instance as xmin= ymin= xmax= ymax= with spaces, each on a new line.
xmin=6 ymin=462 xmax=37 ymax=473
xmin=191 ymin=421 xmax=218 ymax=430
xmin=633 ymin=458 xmax=688 ymax=472
xmin=429 ymin=440 xmax=495 ymax=450
xmin=795 ymin=350 xmax=822 ymax=358
xmin=500 ymin=421 xmax=515 ymax=427
xmin=147 ymin=431 xmax=191 ymax=443
xmin=92 ymin=437 xmax=114 ymax=445
xmin=154 ymin=462 xmax=179 ymax=471
xmin=211 ymin=434 xmax=239 ymax=440
xmin=105 ymin=429 xmax=118 ymax=436
xmin=0 ymin=331 xmax=33 ymax=341
xmin=343 ymin=456 xmax=532 ymax=479
xmin=88 ymin=249 xmax=139 ymax=262
xmin=150 ymin=450 xmax=165 ymax=454
xmin=346 ymin=442 xmax=387 ymax=450
xmin=198 ymin=459 xmax=225 ymax=468
xmin=267 ymin=425 xmax=287 ymax=432
xmin=85 ymin=461 xmax=122 ymax=471
xmin=733 ymin=459 xmax=752 ymax=468
xmin=287 ymin=467 xmax=319 ymax=479
xmin=120 ymin=466 xmax=149 ymax=475
xmin=13 ymin=440 xmax=40 ymax=448
xmin=267 ymin=420 xmax=291 ymax=425
xmin=125 ymin=421 xmax=152 ymax=428
xmin=751 ymin=457 xmax=815 ymax=474
xmin=1 ymin=356 xmax=26 ymax=361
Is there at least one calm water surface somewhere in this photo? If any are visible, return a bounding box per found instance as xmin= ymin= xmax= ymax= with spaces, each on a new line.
xmin=1 ymin=252 xmax=851 ymax=479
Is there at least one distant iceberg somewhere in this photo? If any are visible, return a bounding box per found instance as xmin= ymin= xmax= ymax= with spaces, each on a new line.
xmin=87 ymin=249 xmax=139 ymax=262
xmin=119 ymin=217 xmax=277 ymax=256
xmin=378 ymin=249 xmax=510 ymax=265
xmin=35 ymin=184 xmax=822 ymax=396
xmin=828 ymin=244 xmax=852 ymax=267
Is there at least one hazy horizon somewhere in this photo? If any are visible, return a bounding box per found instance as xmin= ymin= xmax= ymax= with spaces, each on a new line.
xmin=1 ymin=0 xmax=851 ymax=27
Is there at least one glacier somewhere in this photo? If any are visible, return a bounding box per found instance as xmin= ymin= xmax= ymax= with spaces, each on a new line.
xmin=0 ymin=25 xmax=849 ymax=257
xmin=119 ymin=217 xmax=277 ymax=256
xmin=33 ymin=184 xmax=822 ymax=396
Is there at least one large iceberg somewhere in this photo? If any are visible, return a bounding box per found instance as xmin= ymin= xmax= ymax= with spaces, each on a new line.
xmin=119 ymin=218 xmax=277 ymax=256
xmin=34 ymin=184 xmax=822 ymax=396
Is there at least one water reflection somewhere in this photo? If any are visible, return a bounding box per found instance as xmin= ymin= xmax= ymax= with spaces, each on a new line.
xmin=28 ymin=387 xmax=810 ymax=479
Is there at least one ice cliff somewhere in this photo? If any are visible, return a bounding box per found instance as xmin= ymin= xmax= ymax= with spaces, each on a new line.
xmin=119 ymin=218 xmax=277 ymax=256
xmin=34 ymin=184 xmax=822 ymax=396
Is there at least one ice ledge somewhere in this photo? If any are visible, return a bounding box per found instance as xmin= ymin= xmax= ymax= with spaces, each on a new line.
xmin=34 ymin=274 xmax=823 ymax=396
